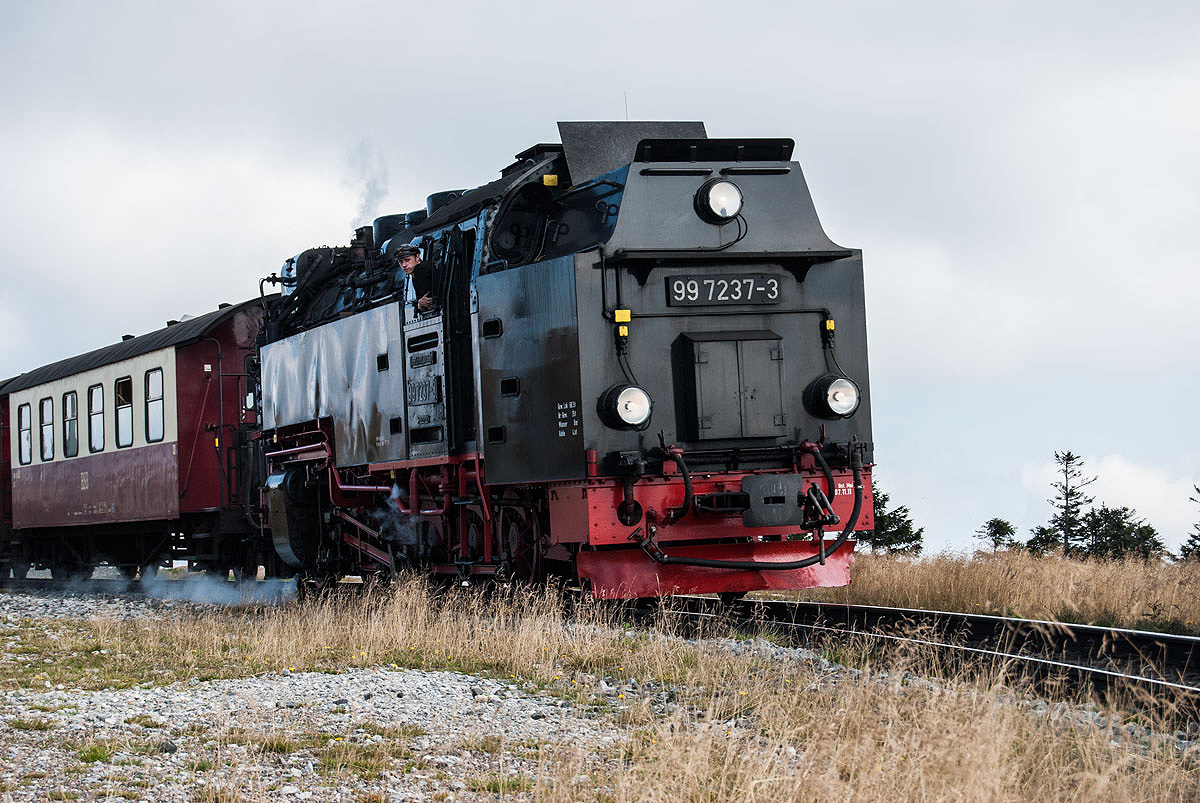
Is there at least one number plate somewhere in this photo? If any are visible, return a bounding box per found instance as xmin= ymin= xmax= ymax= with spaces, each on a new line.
xmin=666 ymin=274 xmax=781 ymax=306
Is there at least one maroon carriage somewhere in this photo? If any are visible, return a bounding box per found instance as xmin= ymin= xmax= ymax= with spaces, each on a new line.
xmin=0 ymin=301 xmax=267 ymax=579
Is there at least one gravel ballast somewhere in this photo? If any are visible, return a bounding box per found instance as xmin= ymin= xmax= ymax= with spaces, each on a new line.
xmin=0 ymin=586 xmax=624 ymax=801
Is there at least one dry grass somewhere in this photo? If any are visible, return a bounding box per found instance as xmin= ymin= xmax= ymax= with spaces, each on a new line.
xmin=789 ymin=550 xmax=1200 ymax=633
xmin=3 ymin=577 xmax=1197 ymax=801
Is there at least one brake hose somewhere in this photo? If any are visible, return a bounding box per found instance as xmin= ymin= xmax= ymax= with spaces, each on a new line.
xmin=635 ymin=449 xmax=863 ymax=570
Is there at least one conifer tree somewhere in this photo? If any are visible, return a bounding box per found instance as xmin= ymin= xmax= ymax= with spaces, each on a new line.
xmin=1181 ymin=485 xmax=1200 ymax=561
xmin=1082 ymin=505 xmax=1166 ymax=560
xmin=858 ymin=485 xmax=923 ymax=555
xmin=974 ymin=518 xmax=1018 ymax=551
xmin=1025 ymin=525 xmax=1060 ymax=556
xmin=1039 ymin=450 xmax=1097 ymax=556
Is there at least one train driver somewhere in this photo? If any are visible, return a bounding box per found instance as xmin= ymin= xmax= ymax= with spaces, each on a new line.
xmin=397 ymin=244 xmax=434 ymax=313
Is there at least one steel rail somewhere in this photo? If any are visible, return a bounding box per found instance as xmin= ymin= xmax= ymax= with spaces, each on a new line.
xmin=649 ymin=596 xmax=1200 ymax=718
xmin=744 ymin=599 xmax=1200 ymax=687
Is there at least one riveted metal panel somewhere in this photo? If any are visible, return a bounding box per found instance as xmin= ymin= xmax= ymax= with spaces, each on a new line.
xmin=692 ymin=340 xmax=740 ymax=439
xmin=477 ymin=257 xmax=583 ymax=484
xmin=261 ymin=303 xmax=407 ymax=466
xmin=557 ymin=121 xmax=707 ymax=182
xmin=403 ymin=317 xmax=447 ymax=459
xmin=680 ymin=330 xmax=784 ymax=440
xmin=737 ymin=338 xmax=786 ymax=437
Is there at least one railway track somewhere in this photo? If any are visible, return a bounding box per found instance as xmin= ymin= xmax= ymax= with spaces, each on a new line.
xmin=652 ymin=596 xmax=1200 ymax=721
xmin=7 ymin=574 xmax=1199 ymax=722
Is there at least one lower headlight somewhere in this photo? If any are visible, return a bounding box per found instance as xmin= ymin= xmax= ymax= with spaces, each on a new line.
xmin=804 ymin=375 xmax=861 ymax=419
xmin=600 ymin=384 xmax=653 ymax=429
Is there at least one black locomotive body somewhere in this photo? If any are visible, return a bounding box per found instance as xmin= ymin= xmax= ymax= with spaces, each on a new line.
xmin=257 ymin=121 xmax=875 ymax=598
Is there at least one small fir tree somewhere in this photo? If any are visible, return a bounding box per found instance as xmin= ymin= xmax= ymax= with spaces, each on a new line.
xmin=1044 ymin=450 xmax=1098 ymax=556
xmin=1180 ymin=485 xmax=1200 ymax=561
xmin=859 ymin=485 xmax=924 ymax=555
xmin=974 ymin=518 xmax=1018 ymax=551
xmin=1025 ymin=525 xmax=1061 ymax=555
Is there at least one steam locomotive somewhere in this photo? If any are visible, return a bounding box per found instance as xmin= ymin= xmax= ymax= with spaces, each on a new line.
xmin=0 ymin=121 xmax=873 ymax=598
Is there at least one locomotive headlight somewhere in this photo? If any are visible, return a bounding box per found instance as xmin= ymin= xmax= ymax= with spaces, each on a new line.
xmin=804 ymin=374 xmax=862 ymax=419
xmin=694 ymin=179 xmax=743 ymax=224
xmin=826 ymin=378 xmax=859 ymax=416
xmin=600 ymin=384 xmax=653 ymax=429
xmin=615 ymin=386 xmax=653 ymax=426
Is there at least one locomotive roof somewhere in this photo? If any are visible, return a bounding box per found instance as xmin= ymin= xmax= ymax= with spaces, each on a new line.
xmin=412 ymin=121 xmax=709 ymax=235
xmin=0 ymin=299 xmax=262 ymax=396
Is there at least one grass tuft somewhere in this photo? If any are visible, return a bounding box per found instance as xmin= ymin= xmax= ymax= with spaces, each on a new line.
xmin=8 ymin=717 xmax=55 ymax=731
xmin=76 ymin=742 xmax=113 ymax=763
xmin=787 ymin=550 xmax=1200 ymax=634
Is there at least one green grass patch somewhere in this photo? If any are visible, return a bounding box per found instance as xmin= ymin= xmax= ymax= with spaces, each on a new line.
xmin=466 ymin=774 xmax=535 ymax=794
xmin=77 ymin=742 xmax=114 ymax=763
xmin=462 ymin=734 xmax=505 ymax=754
xmin=356 ymin=721 xmax=426 ymax=739
xmin=222 ymin=728 xmax=330 ymax=754
xmin=8 ymin=716 xmax=54 ymax=731
xmin=318 ymin=742 xmax=410 ymax=779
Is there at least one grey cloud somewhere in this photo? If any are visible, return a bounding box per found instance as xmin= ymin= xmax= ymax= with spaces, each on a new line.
xmin=2 ymin=0 xmax=1198 ymax=552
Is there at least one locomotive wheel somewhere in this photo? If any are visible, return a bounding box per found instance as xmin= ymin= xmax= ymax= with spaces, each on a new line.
xmin=417 ymin=519 xmax=448 ymax=565
xmin=500 ymin=503 xmax=544 ymax=583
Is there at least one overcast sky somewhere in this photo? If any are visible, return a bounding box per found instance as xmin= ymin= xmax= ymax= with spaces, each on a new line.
xmin=2 ymin=1 xmax=1197 ymax=552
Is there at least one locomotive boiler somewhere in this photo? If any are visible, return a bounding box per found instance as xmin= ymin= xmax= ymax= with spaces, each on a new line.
xmin=256 ymin=121 xmax=875 ymax=598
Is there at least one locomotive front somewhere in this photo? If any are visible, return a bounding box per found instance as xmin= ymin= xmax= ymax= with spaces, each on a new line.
xmin=477 ymin=123 xmax=873 ymax=597
xmin=255 ymin=121 xmax=873 ymax=598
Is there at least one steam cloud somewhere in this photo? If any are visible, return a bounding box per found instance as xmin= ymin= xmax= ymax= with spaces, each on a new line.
xmin=137 ymin=569 xmax=297 ymax=605
xmin=372 ymin=484 xmax=418 ymax=548
xmin=344 ymin=138 xmax=390 ymax=228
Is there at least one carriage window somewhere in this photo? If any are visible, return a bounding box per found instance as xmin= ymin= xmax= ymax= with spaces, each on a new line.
xmin=39 ymin=397 xmax=54 ymax=461
xmin=145 ymin=368 xmax=164 ymax=443
xmin=115 ymin=376 xmax=133 ymax=448
xmin=63 ymin=391 xmax=78 ymax=458
xmin=17 ymin=403 xmax=31 ymax=465
xmin=88 ymin=384 xmax=105 ymax=452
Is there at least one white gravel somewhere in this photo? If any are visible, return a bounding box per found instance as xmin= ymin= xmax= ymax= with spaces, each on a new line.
xmin=0 ymin=587 xmax=626 ymax=801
